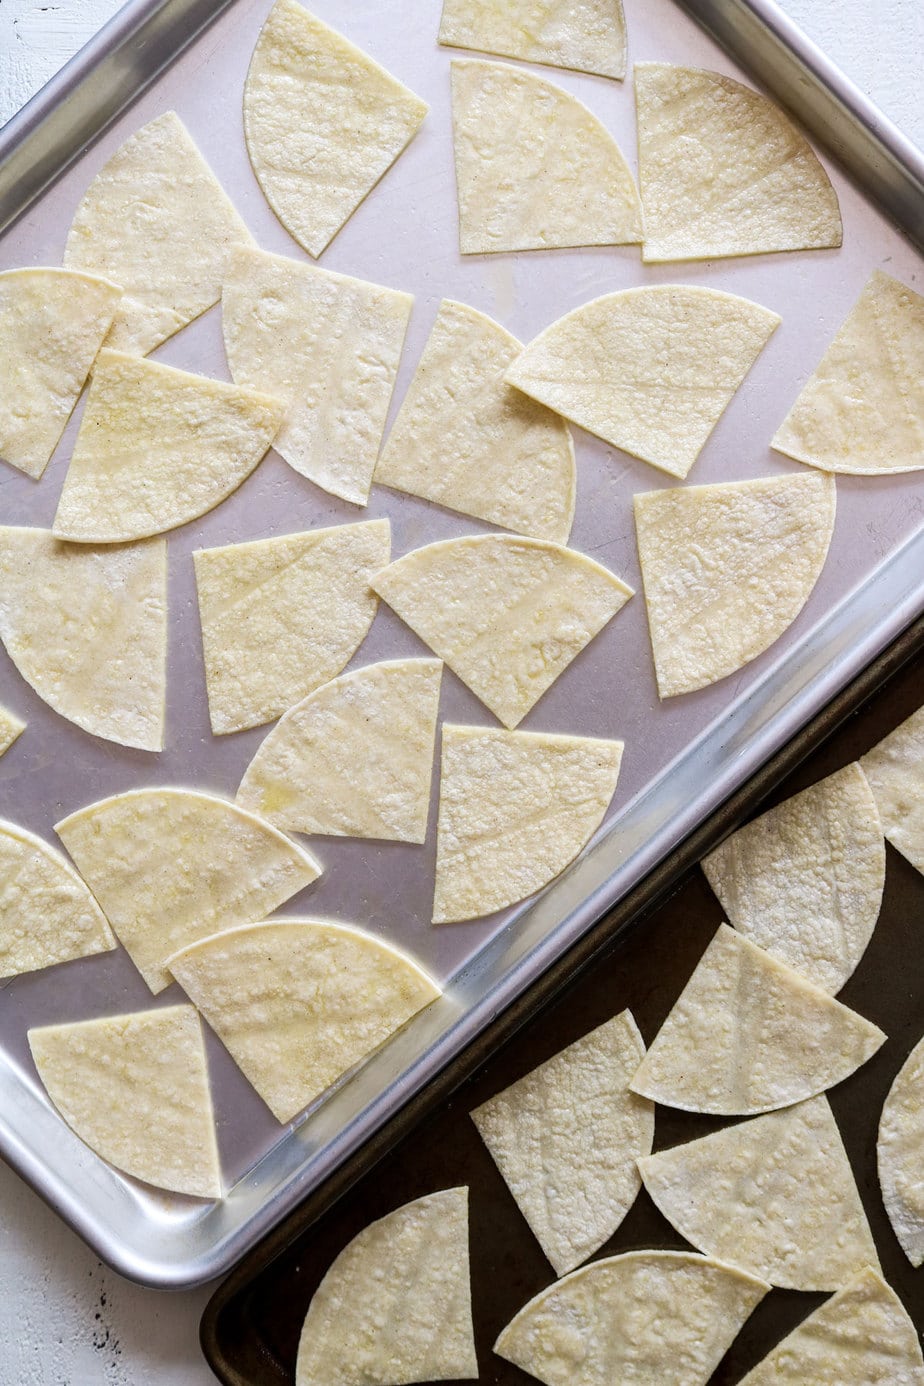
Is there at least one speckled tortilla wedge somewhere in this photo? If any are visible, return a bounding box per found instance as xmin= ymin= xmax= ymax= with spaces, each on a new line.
xmin=878 ymin=1034 xmax=924 ymax=1267
xmin=861 ymin=704 xmax=924 ymax=875
xmin=0 ymin=706 xmax=24 ymax=758
xmin=438 ymin=0 xmax=628 ymax=80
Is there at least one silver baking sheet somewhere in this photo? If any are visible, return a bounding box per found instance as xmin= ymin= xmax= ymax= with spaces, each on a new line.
xmin=0 ymin=0 xmax=922 ymax=1289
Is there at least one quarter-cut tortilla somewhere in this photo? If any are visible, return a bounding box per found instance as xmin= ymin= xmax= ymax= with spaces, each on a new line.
xmin=374 ymin=299 xmax=575 ymax=541
xmin=222 ymin=245 xmax=412 ymax=504
xmin=244 ymin=0 xmax=428 ymax=258
xmin=0 ymin=706 xmax=24 ymax=758
xmin=0 ymin=268 xmax=121 ymax=478
xmin=638 ymin=1095 xmax=879 ymax=1290
xmin=29 ymin=1005 xmax=221 ymax=1198
xmin=194 ymin=520 xmax=390 ymax=735
xmin=878 ymin=1034 xmax=924 ymax=1267
xmin=295 ymin=1188 xmax=477 ymax=1385
xmin=860 ymin=705 xmax=924 ymax=875
xmin=635 ymin=63 xmax=842 ymax=262
xmin=0 ymin=526 xmax=166 ymax=750
xmin=702 ymin=764 xmax=885 ymax=993
xmin=635 ymin=472 xmax=836 ymax=697
xmin=471 ymin=1011 xmax=653 ymax=1275
xmin=168 ymin=920 xmax=440 ymax=1124
xmin=439 ymin=0 xmax=627 ymax=80
xmin=372 ymin=535 xmax=632 ymax=728
xmin=505 ymin=286 xmax=778 ymax=478
xmin=56 ymin=789 xmax=320 ymax=994
xmin=451 ymin=59 xmax=642 ymax=254
xmin=434 ymin=725 xmax=623 ymax=923
xmin=237 ymin=659 xmax=442 ymax=842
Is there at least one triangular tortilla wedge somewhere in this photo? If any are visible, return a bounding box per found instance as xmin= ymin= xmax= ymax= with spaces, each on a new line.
xmin=505 ymin=286 xmax=779 ymax=478
xmin=56 ymin=790 xmax=320 ymax=994
xmin=244 ymin=0 xmax=428 ymax=258
xmin=0 ymin=705 xmax=25 ymax=758
xmin=237 ymin=659 xmax=442 ymax=842
xmin=371 ymin=535 xmax=632 ymax=728
xmin=168 ymin=919 xmax=440 ymax=1124
xmin=295 ymin=1188 xmax=477 ymax=1385
xmin=471 ymin=1011 xmax=653 ymax=1275
xmin=194 ymin=520 xmax=390 ymax=735
xmin=29 ymin=1005 xmax=221 ymax=1198
xmin=374 ymin=298 xmax=575 ymax=541
xmin=222 ymin=245 xmax=413 ymax=505
xmin=635 ymin=472 xmax=836 ymax=697
xmin=861 ymin=706 xmax=924 ymax=875
xmin=0 ymin=267 xmax=121 ymax=478
xmin=635 ymin=62 xmax=842 ymax=263
xmin=0 ymin=527 xmax=166 ymax=750
xmin=451 ymin=59 xmax=642 ymax=254
xmin=439 ymin=0 xmax=627 ymax=80
xmin=878 ymin=1034 xmax=924 ymax=1267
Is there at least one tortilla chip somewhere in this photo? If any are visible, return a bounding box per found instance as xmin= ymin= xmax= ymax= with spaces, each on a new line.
xmin=374 ymin=298 xmax=575 ymax=541
xmin=860 ymin=705 xmax=924 ymax=875
xmin=0 ymin=267 xmax=121 ymax=479
xmin=244 ymin=0 xmax=428 ymax=258
xmin=635 ymin=472 xmax=836 ymax=697
xmin=29 ymin=1005 xmax=221 ymax=1198
xmin=56 ymin=789 xmax=320 ymax=994
xmin=372 ymin=535 xmax=632 ymax=728
xmin=168 ymin=919 xmax=440 ymax=1124
xmin=222 ymin=244 xmax=412 ymax=505
xmin=702 ymin=764 xmax=885 ymax=993
xmin=638 ymin=1095 xmax=879 ymax=1290
xmin=0 ymin=706 xmax=25 ymax=758
xmin=0 ymin=527 xmax=166 ymax=750
xmin=878 ymin=1034 xmax=924 ymax=1267
xmin=194 ymin=519 xmax=390 ymax=735
xmin=296 ymin=1188 xmax=477 ymax=1385
xmin=505 ymin=286 xmax=779 ymax=478
xmin=438 ymin=0 xmax=627 ymax=80
xmin=451 ymin=59 xmax=642 ymax=254
xmin=635 ymin=63 xmax=842 ymax=263
xmin=471 ymin=1011 xmax=653 ymax=1275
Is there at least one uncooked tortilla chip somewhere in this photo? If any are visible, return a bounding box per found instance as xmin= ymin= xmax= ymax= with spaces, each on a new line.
xmin=505 ymin=286 xmax=779 ymax=478
xmin=471 ymin=1011 xmax=653 ymax=1275
xmin=237 ymin=659 xmax=442 ymax=843
xmin=635 ymin=62 xmax=842 ymax=262
xmin=451 ymin=59 xmax=642 ymax=254
xmin=0 ymin=526 xmax=166 ymax=750
xmin=0 ymin=706 xmax=24 ymax=758
xmin=860 ymin=705 xmax=924 ymax=875
xmin=244 ymin=0 xmax=428 ymax=258
xmin=439 ymin=0 xmax=627 ymax=80
xmin=56 ymin=789 xmax=320 ymax=994
xmin=702 ymin=764 xmax=885 ymax=993
xmin=222 ymin=244 xmax=412 ymax=504
xmin=635 ymin=472 xmax=836 ymax=697
xmin=433 ymin=725 xmax=623 ymax=923
xmin=372 ymin=535 xmax=632 ymax=728
xmin=0 ymin=267 xmax=121 ymax=478
xmin=168 ymin=919 xmax=440 ymax=1123
xmin=194 ymin=520 xmax=390 ymax=735
xmin=878 ymin=1034 xmax=924 ymax=1267
xmin=295 ymin=1188 xmax=477 ymax=1385
xmin=374 ymin=298 xmax=575 ymax=541
xmin=638 ymin=1095 xmax=879 ymax=1290
xmin=29 ymin=1005 xmax=221 ymax=1198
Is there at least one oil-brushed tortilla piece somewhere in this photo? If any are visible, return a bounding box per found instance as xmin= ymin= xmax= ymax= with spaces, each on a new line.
xmin=861 ymin=704 xmax=924 ymax=875
xmin=0 ymin=706 xmax=25 ymax=759
xmin=878 ymin=1034 xmax=924 ymax=1268
xmin=438 ymin=0 xmax=628 ymax=81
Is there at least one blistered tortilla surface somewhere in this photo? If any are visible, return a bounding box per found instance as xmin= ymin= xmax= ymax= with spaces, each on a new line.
xmin=860 ymin=704 xmax=924 ymax=875
xmin=439 ymin=0 xmax=627 ymax=80
xmin=878 ymin=1034 xmax=924 ymax=1267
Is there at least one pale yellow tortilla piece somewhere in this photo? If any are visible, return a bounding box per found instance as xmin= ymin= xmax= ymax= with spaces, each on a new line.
xmin=434 ymin=725 xmax=623 ymax=923
xmin=439 ymin=0 xmax=627 ymax=80
xmin=237 ymin=659 xmax=442 ymax=843
xmin=635 ymin=62 xmax=842 ymax=263
xmin=702 ymin=764 xmax=885 ymax=993
xmin=471 ymin=1011 xmax=653 ymax=1276
xmin=244 ymin=0 xmax=428 ymax=258
xmin=0 ymin=526 xmax=166 ymax=750
xmin=222 ymin=245 xmax=412 ymax=505
xmin=374 ymin=299 xmax=575 ymax=541
xmin=168 ymin=920 xmax=440 ymax=1124
xmin=495 ymin=1250 xmax=769 ymax=1386
xmin=861 ymin=705 xmax=924 ymax=875
xmin=56 ymin=789 xmax=320 ymax=994
xmin=638 ymin=1095 xmax=880 ymax=1290
xmin=372 ymin=535 xmax=632 ymax=728
xmin=451 ymin=59 xmax=642 ymax=254
xmin=635 ymin=472 xmax=836 ymax=698
xmin=878 ymin=1034 xmax=924 ymax=1267
xmin=295 ymin=1188 xmax=477 ymax=1385
xmin=0 ymin=706 xmax=25 ymax=758
xmin=29 ymin=1005 xmax=221 ymax=1199
xmin=194 ymin=519 xmax=390 ymax=735
xmin=0 ymin=267 xmax=121 ymax=479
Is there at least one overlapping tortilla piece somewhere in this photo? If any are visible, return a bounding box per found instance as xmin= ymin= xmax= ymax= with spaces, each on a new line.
xmin=56 ymin=790 xmax=320 ymax=994
xmin=861 ymin=705 xmax=924 ymax=875
xmin=374 ymin=299 xmax=575 ymax=541
xmin=878 ymin=1034 xmax=924 ymax=1267
xmin=194 ymin=520 xmax=389 ymax=734
xmin=0 ymin=706 xmax=25 ymax=758
xmin=438 ymin=0 xmax=627 ymax=80
xmin=168 ymin=920 xmax=440 ymax=1124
